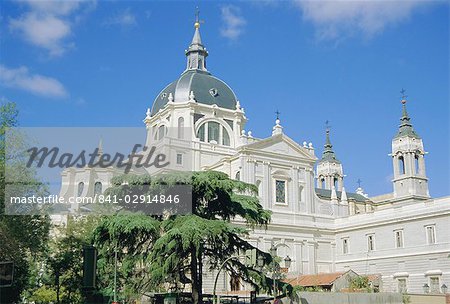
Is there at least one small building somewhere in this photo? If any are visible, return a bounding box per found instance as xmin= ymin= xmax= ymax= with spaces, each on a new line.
xmin=287 ymin=270 xmax=359 ymax=292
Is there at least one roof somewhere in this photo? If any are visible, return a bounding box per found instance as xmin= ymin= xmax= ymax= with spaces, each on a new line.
xmin=151 ymin=70 xmax=237 ymax=116
xmin=394 ymin=102 xmax=421 ymax=139
xmin=151 ymin=20 xmax=238 ymax=116
xmin=287 ymin=272 xmax=350 ymax=287
xmin=315 ymin=188 xmax=368 ymax=202
xmin=319 ymin=129 xmax=341 ymax=164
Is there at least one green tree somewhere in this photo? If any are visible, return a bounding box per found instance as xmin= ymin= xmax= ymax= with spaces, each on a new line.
xmin=0 ymin=102 xmax=50 ymax=303
xmin=93 ymin=171 xmax=288 ymax=304
xmin=46 ymin=215 xmax=100 ymax=303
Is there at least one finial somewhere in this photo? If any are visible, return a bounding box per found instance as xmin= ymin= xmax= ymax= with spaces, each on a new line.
xmin=275 ymin=109 xmax=281 ymax=120
xmin=194 ymin=6 xmax=203 ymax=29
xmin=325 ymin=120 xmax=332 ymax=132
xmin=146 ymin=108 xmax=151 ymax=117
xmin=357 ymin=178 xmax=362 ymax=188
xmin=168 ymin=93 xmax=174 ymax=102
xmin=400 ymin=88 xmax=408 ymax=104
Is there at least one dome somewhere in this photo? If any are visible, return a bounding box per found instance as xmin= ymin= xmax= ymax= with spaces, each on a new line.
xmin=150 ymin=18 xmax=238 ymax=116
xmin=151 ymin=70 xmax=238 ymax=115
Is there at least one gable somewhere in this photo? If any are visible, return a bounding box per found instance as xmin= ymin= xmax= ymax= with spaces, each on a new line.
xmin=239 ymin=134 xmax=317 ymax=162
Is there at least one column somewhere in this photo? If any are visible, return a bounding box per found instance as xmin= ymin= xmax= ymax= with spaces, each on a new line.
xmin=291 ymin=166 xmax=299 ymax=214
xmin=307 ymin=241 xmax=317 ymax=274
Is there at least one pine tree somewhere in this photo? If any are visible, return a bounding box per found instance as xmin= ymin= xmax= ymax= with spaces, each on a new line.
xmin=93 ymin=171 xmax=289 ymax=303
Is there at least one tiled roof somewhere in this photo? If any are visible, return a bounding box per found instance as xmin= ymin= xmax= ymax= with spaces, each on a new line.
xmin=286 ymin=272 xmax=347 ymax=287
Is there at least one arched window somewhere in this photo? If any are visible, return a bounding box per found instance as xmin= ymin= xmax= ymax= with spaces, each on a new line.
xmin=320 ymin=178 xmax=325 ymax=189
xmin=157 ymin=125 xmax=166 ymax=140
xmin=196 ymin=121 xmax=231 ymax=146
xmin=333 ymin=177 xmax=338 ymax=189
xmin=94 ymin=182 xmax=102 ymax=196
xmin=208 ymin=121 xmax=220 ymax=143
xmin=398 ymin=156 xmax=405 ymax=175
xmin=77 ymin=182 xmax=84 ymax=197
xmin=222 ymin=128 xmax=230 ymax=146
xmin=177 ymin=117 xmax=184 ymax=139
xmin=415 ymin=154 xmax=420 ymax=174
xmin=197 ymin=124 xmax=205 ymax=141
xmin=235 ymin=171 xmax=240 ymax=181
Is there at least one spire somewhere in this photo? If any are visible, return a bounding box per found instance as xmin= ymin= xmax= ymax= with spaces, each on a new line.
xmin=97 ymin=138 xmax=103 ymax=156
xmin=341 ymin=187 xmax=348 ymax=204
xmin=320 ymin=122 xmax=340 ymax=164
xmin=272 ymin=110 xmax=283 ymax=136
xmin=395 ymin=89 xmax=420 ymax=139
xmin=331 ymin=186 xmax=338 ymax=204
xmin=185 ymin=7 xmax=209 ymax=73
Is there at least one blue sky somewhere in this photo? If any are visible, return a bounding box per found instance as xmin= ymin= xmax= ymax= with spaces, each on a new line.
xmin=1 ymin=0 xmax=449 ymax=197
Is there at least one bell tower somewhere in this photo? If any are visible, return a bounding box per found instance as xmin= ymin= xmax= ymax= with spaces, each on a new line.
xmin=391 ymin=91 xmax=429 ymax=199
xmin=316 ymin=125 xmax=344 ymax=191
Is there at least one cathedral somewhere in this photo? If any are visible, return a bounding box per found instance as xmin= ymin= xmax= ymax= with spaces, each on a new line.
xmin=59 ymin=18 xmax=450 ymax=296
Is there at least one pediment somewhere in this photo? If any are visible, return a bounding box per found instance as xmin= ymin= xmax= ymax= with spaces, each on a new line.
xmin=239 ymin=134 xmax=317 ymax=162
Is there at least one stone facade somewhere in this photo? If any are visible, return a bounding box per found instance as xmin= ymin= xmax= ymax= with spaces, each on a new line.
xmin=59 ymin=21 xmax=450 ymax=295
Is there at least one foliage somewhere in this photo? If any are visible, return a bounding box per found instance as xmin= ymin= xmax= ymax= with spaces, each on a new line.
xmin=50 ymin=215 xmax=100 ymax=303
xmin=92 ymin=171 xmax=289 ymax=304
xmin=349 ymin=276 xmax=372 ymax=292
xmin=0 ymin=101 xmax=51 ymax=303
xmin=293 ymin=285 xmax=324 ymax=292
xmin=27 ymin=285 xmax=58 ymax=303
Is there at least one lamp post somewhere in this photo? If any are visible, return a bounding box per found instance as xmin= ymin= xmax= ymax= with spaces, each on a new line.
xmin=441 ymin=284 xmax=448 ymax=294
xmin=80 ymin=206 xmax=120 ymax=304
xmin=270 ymin=244 xmax=291 ymax=303
xmin=423 ymin=283 xmax=430 ymax=294
xmin=112 ymin=247 xmax=118 ymax=304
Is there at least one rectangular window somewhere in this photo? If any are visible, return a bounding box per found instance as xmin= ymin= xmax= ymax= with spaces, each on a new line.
xmin=176 ymin=153 xmax=183 ymax=165
xmin=426 ymin=225 xmax=436 ymax=244
xmin=397 ymin=278 xmax=407 ymax=293
xmin=395 ymin=230 xmax=404 ymax=248
xmin=367 ymin=234 xmax=375 ymax=252
xmin=275 ymin=180 xmax=286 ymax=204
xmin=342 ymin=238 xmax=349 ymax=254
xmin=430 ymin=277 xmax=440 ymax=293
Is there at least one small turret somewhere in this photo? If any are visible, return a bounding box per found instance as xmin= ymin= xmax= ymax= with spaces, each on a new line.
xmin=391 ymin=90 xmax=429 ymax=199
xmin=316 ymin=123 xmax=344 ymax=191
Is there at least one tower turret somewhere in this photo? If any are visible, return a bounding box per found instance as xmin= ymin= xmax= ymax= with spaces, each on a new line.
xmin=391 ymin=91 xmax=429 ymax=199
xmin=185 ymin=9 xmax=208 ymax=72
xmin=316 ymin=126 xmax=344 ymax=191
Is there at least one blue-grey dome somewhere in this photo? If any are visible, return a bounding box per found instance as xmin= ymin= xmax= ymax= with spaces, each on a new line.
xmin=150 ymin=20 xmax=238 ymax=116
xmin=151 ymin=70 xmax=238 ymax=116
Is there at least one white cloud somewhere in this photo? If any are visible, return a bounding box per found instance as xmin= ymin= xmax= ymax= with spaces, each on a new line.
xmin=220 ymin=5 xmax=246 ymax=40
xmin=104 ymin=8 xmax=137 ymax=27
xmin=9 ymin=0 xmax=95 ymax=57
xmin=294 ymin=0 xmax=428 ymax=41
xmin=10 ymin=13 xmax=71 ymax=56
xmin=0 ymin=65 xmax=68 ymax=98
